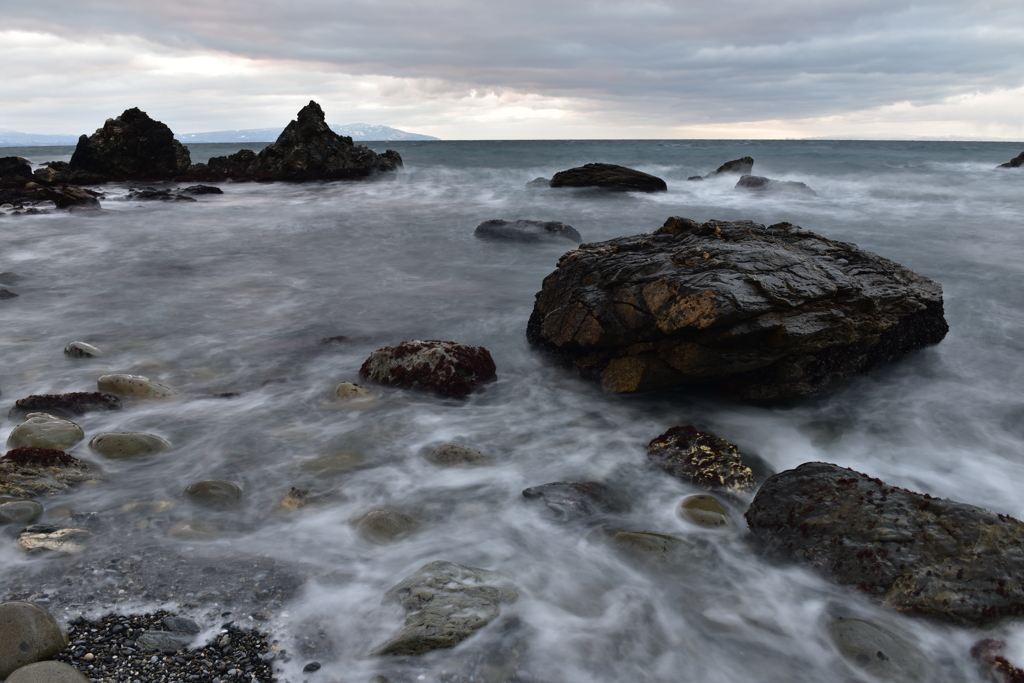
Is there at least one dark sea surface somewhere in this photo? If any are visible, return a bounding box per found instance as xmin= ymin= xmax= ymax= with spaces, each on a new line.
xmin=2 ymin=140 xmax=1024 ymax=682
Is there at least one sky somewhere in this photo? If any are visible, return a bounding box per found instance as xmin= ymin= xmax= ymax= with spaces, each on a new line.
xmin=4 ymin=0 xmax=1024 ymax=140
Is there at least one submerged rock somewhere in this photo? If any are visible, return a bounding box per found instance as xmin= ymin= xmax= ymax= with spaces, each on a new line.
xmin=0 ymin=288 xmax=19 ymax=299
xmin=0 ymin=447 xmax=96 ymax=497
xmin=299 ymin=450 xmax=365 ymax=476
xmin=521 ymin=481 xmax=628 ymax=521
xmin=184 ymin=480 xmax=242 ymax=509
xmin=332 ymin=382 xmax=379 ymax=409
xmin=6 ymin=413 xmax=84 ymax=451
xmin=354 ymin=508 xmax=419 ymax=544
xmin=40 ymin=185 xmax=100 ymax=209
xmin=646 ymin=426 xmax=755 ymax=497
xmin=0 ymin=500 xmax=43 ymax=524
xmin=360 ymin=340 xmax=496 ymax=399
xmin=10 ymin=392 xmax=120 ymax=419
xmin=745 ymin=462 xmax=1024 ymax=626
xmin=97 ymin=374 xmax=178 ymax=399
xmin=526 ymin=217 xmax=948 ymax=401
xmin=605 ymin=529 xmax=720 ymax=573
xmin=474 ymin=219 xmax=582 ymax=243
xmin=735 ymin=174 xmax=816 ymax=195
xmin=426 ymin=444 xmax=493 ymax=467
xmin=706 ymin=156 xmax=753 ymax=177
xmin=373 ymin=561 xmax=518 ymax=656
xmin=89 ymin=432 xmax=170 ymax=459
xmin=69 ymin=107 xmax=191 ymax=181
xmin=997 ymin=151 xmax=1024 ymax=169
xmin=0 ymin=602 xmax=68 ymax=679
xmin=63 ymin=341 xmax=103 ymax=358
xmin=827 ymin=618 xmax=935 ymax=682
xmin=677 ymin=494 xmax=731 ymax=527
xmin=549 ymin=163 xmax=667 ymax=192
xmin=972 ymin=639 xmax=1024 ymax=682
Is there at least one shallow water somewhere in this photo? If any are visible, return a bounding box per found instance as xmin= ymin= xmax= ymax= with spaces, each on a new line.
xmin=2 ymin=140 xmax=1024 ymax=682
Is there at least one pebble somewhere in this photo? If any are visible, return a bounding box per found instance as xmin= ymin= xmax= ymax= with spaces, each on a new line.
xmin=677 ymin=494 xmax=731 ymax=527
xmin=6 ymin=413 xmax=85 ymax=451
xmin=63 ymin=341 xmax=103 ymax=358
xmin=97 ymin=374 xmax=178 ymax=399
xmin=89 ymin=432 xmax=171 ymax=459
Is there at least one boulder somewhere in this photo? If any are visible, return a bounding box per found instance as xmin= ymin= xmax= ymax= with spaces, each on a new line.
xmin=526 ymin=217 xmax=948 ymax=401
xmin=6 ymin=413 xmax=84 ymax=451
xmin=646 ymin=426 xmax=755 ymax=497
xmin=10 ymin=392 xmax=120 ymax=419
xmin=997 ymin=151 xmax=1024 ymax=169
xmin=745 ymin=462 xmax=1024 ymax=626
xmin=0 ymin=157 xmax=33 ymax=180
xmin=475 ymin=219 xmax=582 ymax=243
xmin=64 ymin=341 xmax=103 ymax=358
xmin=549 ymin=163 xmax=667 ymax=192
xmin=97 ymin=374 xmax=178 ymax=399
xmin=373 ymin=561 xmax=517 ymax=656
xmin=245 ymin=101 xmax=402 ymax=181
xmin=69 ymin=107 xmax=191 ymax=181
xmin=40 ymin=185 xmax=101 ymax=209
xmin=0 ymin=447 xmax=96 ymax=497
xmin=707 ymin=156 xmax=753 ymax=176
xmin=0 ymin=602 xmax=68 ymax=679
xmin=181 ymin=184 xmax=223 ymax=195
xmin=521 ymin=481 xmax=628 ymax=521
xmin=360 ymin=340 xmax=496 ymax=399
xmin=5 ymin=660 xmax=90 ymax=683
xmin=89 ymin=431 xmax=171 ymax=459
xmin=735 ymin=175 xmax=816 ymax=196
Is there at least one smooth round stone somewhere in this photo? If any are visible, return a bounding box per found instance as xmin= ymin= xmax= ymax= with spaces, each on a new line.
xmin=678 ymin=494 xmax=731 ymax=527
xmin=184 ymin=480 xmax=242 ymax=508
xmin=332 ymin=382 xmax=379 ymax=408
xmin=300 ymin=450 xmax=365 ymax=476
xmin=355 ymin=508 xmax=418 ymax=544
xmin=97 ymin=374 xmax=178 ymax=399
xmin=827 ymin=618 xmax=935 ymax=681
xmin=63 ymin=341 xmax=103 ymax=358
xmin=5 ymin=660 xmax=89 ymax=683
xmin=89 ymin=432 xmax=170 ymax=459
xmin=6 ymin=413 xmax=84 ymax=450
xmin=168 ymin=520 xmax=219 ymax=541
xmin=0 ymin=500 xmax=43 ymax=525
xmin=426 ymin=444 xmax=494 ymax=467
xmin=0 ymin=602 xmax=68 ymax=679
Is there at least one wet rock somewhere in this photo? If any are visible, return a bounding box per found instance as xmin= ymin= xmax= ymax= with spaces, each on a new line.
xmin=686 ymin=175 xmax=704 ymax=181
xmin=0 ymin=157 xmax=33 ymax=181
xmin=360 ymin=340 xmax=497 ymax=399
xmin=10 ymin=392 xmax=121 ymax=419
xmin=300 ymin=450 xmax=365 ymax=476
xmin=526 ymin=217 xmax=948 ymax=402
xmin=63 ymin=341 xmax=103 ymax=358
xmin=0 ymin=602 xmax=68 ymax=679
xmin=474 ymin=219 xmax=582 ymax=243
xmin=180 ymin=184 xmax=223 ymax=194
xmin=745 ymin=462 xmax=1024 ymax=626
xmin=0 ymin=272 xmax=22 ymax=285
xmin=162 ymin=616 xmax=201 ymax=633
xmin=125 ymin=187 xmax=196 ymax=202
xmin=677 ymin=494 xmax=730 ymax=527
xmin=16 ymin=525 xmax=92 ymax=554
xmin=971 ymin=639 xmax=1024 ymax=683
xmin=997 ymin=151 xmax=1024 ymax=169
xmin=135 ymin=630 xmax=196 ymax=652
xmin=373 ymin=561 xmax=518 ymax=656
xmin=97 ymin=374 xmax=178 ymax=398
xmin=827 ymin=618 xmax=935 ymax=681
xmin=521 ymin=481 xmax=628 ymax=521
xmin=184 ymin=480 xmax=242 ymax=509
xmin=69 ymin=107 xmax=191 ymax=181
xmin=526 ymin=177 xmax=551 ymax=187
xmin=0 ymin=447 xmax=96 ymax=497
xmin=646 ymin=426 xmax=755 ymax=497
xmin=426 ymin=444 xmax=494 ymax=467
xmin=89 ymin=431 xmax=170 ymax=459
xmin=0 ymin=288 xmax=20 ymax=299
xmin=606 ymin=529 xmax=719 ymax=571
xmin=277 ymin=487 xmax=309 ymax=510
xmin=40 ymin=185 xmax=101 ymax=209
xmin=5 ymin=660 xmax=90 ymax=683
xmin=706 ymin=156 xmax=753 ymax=177
xmin=6 ymin=413 xmax=85 ymax=451
xmin=332 ymin=381 xmax=379 ymax=408
xmin=549 ymin=163 xmax=667 ymax=192
xmin=735 ymin=174 xmax=816 ymax=195
xmin=0 ymin=500 xmax=44 ymax=524
xmin=355 ymin=508 xmax=419 ymax=544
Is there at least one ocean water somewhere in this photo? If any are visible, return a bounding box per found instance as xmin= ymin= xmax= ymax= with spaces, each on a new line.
xmin=2 ymin=139 xmax=1024 ymax=682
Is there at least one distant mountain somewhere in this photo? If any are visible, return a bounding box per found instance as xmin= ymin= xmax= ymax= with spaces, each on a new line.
xmin=0 ymin=129 xmax=80 ymax=146
xmin=175 ymin=124 xmax=438 ymax=144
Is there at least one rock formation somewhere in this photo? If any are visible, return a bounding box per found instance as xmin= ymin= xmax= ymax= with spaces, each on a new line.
xmin=997 ymin=151 xmax=1024 ymax=169
xmin=527 ymin=216 xmax=948 ymax=401
xmin=69 ymin=108 xmax=191 ymax=181
xmin=549 ymin=163 xmax=667 ymax=192
xmin=707 ymin=156 xmax=754 ymax=177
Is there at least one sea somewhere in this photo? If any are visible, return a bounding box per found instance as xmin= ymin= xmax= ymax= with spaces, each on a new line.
xmin=2 ymin=139 xmax=1024 ymax=682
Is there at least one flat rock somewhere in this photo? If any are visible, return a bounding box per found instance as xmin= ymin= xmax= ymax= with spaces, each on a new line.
xmin=426 ymin=444 xmax=493 ymax=467
xmin=126 ymin=187 xmax=196 ymax=202
xmin=6 ymin=413 xmax=84 ymax=451
xmin=646 ymin=426 xmax=755 ymax=497
xmin=97 ymin=374 xmax=178 ymax=399
xmin=360 ymin=340 xmax=496 ymax=399
xmin=0 ymin=602 xmax=68 ymax=679
xmin=526 ymin=217 xmax=948 ymax=401
xmin=136 ymin=630 xmax=196 ymax=652
xmin=474 ymin=219 xmax=582 ymax=243
xmin=522 ymin=481 xmax=628 ymax=521
xmin=997 ymin=151 xmax=1024 ymax=169
xmin=89 ymin=431 xmax=170 ymax=459
xmin=549 ymin=163 xmax=667 ymax=192
xmin=0 ymin=447 xmax=96 ymax=497
xmin=5 ymin=660 xmax=90 ymax=683
xmin=745 ymin=462 xmax=1024 ymax=626
xmin=10 ymin=392 xmax=121 ymax=419
xmin=16 ymin=525 xmax=92 ymax=554
xmin=373 ymin=561 xmax=517 ymax=656
xmin=735 ymin=174 xmax=816 ymax=195
xmin=69 ymin=107 xmax=191 ymax=181
xmin=827 ymin=618 xmax=935 ymax=681
xmin=63 ymin=341 xmax=103 ymax=358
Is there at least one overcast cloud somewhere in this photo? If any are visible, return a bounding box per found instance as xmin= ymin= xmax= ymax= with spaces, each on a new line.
xmin=4 ymin=0 xmax=1024 ymax=138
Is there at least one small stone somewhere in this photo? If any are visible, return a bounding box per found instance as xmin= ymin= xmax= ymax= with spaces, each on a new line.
xmin=0 ymin=602 xmax=68 ymax=678
xmin=299 ymin=451 xmax=364 ymax=476
xmin=332 ymin=382 xmax=378 ymax=409
xmin=82 ymin=653 xmax=94 ymax=662
xmin=89 ymin=432 xmax=171 ymax=459
xmin=6 ymin=413 xmax=85 ymax=451
xmin=97 ymin=374 xmax=178 ymax=399
xmin=0 ymin=500 xmax=44 ymax=524
xmin=827 ymin=618 xmax=935 ymax=681
xmin=4 ymin=660 xmax=90 ymax=682
xmin=355 ymin=509 xmax=418 ymax=544
xmin=677 ymin=495 xmax=731 ymax=527
xmin=16 ymin=526 xmax=92 ymax=554
xmin=136 ymin=630 xmax=195 ymax=652
xmin=426 ymin=444 xmax=493 ymax=467
xmin=303 ymin=661 xmax=321 ymax=672
xmin=64 ymin=341 xmax=103 ymax=358
xmin=277 ymin=487 xmax=309 ymax=511
xmin=184 ymin=480 xmax=242 ymax=508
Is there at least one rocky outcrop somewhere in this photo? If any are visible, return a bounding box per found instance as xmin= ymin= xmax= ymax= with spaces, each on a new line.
xmin=646 ymin=426 xmax=755 ymax=497
xmin=707 ymin=156 xmax=753 ymax=177
xmin=10 ymin=392 xmax=120 ymax=419
xmin=0 ymin=157 xmax=32 ymax=185
xmin=549 ymin=163 xmax=667 ymax=192
xmin=474 ymin=219 xmax=582 ymax=243
xmin=360 ymin=340 xmax=496 ymax=398
xmin=40 ymin=185 xmax=101 ymax=209
xmin=736 ymin=175 xmax=816 ymax=195
xmin=373 ymin=561 xmax=517 ymax=656
xmin=69 ymin=108 xmax=191 ymax=181
xmin=745 ymin=462 xmax=1024 ymax=626
xmin=526 ymin=216 xmax=948 ymax=401
xmin=997 ymin=151 xmax=1024 ymax=169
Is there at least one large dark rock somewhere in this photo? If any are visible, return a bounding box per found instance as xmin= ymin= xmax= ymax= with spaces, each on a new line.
xmin=526 ymin=216 xmax=948 ymax=401
xmin=549 ymin=163 xmax=667 ymax=192
xmin=736 ymin=175 xmax=816 ymax=195
xmin=474 ymin=219 xmax=582 ymax=243
xmin=360 ymin=340 xmax=496 ymax=399
xmin=997 ymin=151 xmax=1024 ymax=169
xmin=10 ymin=392 xmax=121 ymax=420
xmin=41 ymin=185 xmax=101 ymax=209
xmin=0 ymin=157 xmax=32 ymax=180
xmin=69 ymin=108 xmax=191 ymax=181
xmin=745 ymin=462 xmax=1024 ymax=626
xmin=707 ymin=156 xmax=753 ymax=177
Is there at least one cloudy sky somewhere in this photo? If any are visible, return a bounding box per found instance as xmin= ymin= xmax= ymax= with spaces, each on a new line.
xmin=4 ymin=0 xmax=1024 ymax=139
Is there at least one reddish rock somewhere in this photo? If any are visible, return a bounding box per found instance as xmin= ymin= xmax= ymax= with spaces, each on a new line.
xmin=360 ymin=340 xmax=496 ymax=398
